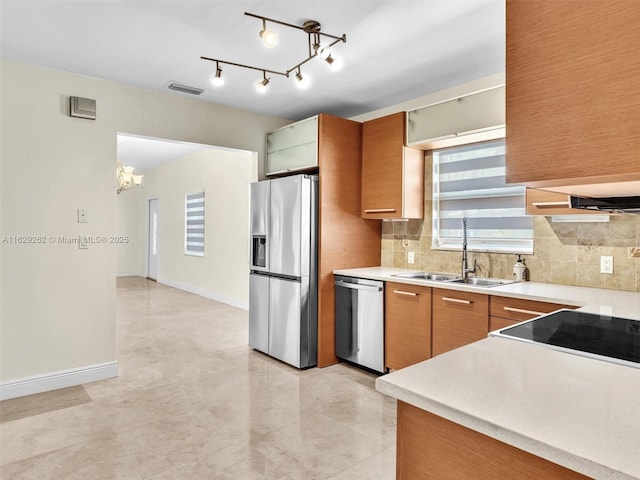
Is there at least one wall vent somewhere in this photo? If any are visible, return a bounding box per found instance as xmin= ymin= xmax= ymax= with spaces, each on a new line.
xmin=69 ymin=96 xmax=96 ymax=120
xmin=167 ymin=82 xmax=204 ymax=95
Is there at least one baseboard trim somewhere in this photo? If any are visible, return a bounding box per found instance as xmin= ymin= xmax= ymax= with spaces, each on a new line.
xmin=0 ymin=361 xmax=119 ymax=401
xmin=157 ymin=277 xmax=249 ymax=311
xmin=117 ymin=272 xmax=145 ymax=277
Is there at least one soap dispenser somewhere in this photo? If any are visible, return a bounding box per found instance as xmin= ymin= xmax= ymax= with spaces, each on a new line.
xmin=513 ymin=255 xmax=527 ymax=282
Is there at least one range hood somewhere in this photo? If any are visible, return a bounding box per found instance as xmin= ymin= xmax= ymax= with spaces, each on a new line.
xmin=570 ymin=196 xmax=640 ymax=213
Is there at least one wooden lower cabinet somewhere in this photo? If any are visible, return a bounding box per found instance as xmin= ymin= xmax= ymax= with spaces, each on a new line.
xmin=396 ymin=401 xmax=592 ymax=480
xmin=490 ymin=296 xmax=575 ymax=331
xmin=432 ymin=289 xmax=489 ymax=356
xmin=385 ymin=282 xmax=431 ymax=370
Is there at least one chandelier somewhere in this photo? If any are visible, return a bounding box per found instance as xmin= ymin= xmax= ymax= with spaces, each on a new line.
xmin=201 ymin=12 xmax=347 ymax=93
xmin=117 ymin=161 xmax=143 ymax=194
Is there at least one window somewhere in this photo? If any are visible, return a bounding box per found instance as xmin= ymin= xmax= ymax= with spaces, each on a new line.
xmin=432 ymin=140 xmax=533 ymax=254
xmin=185 ymin=192 xmax=205 ymax=256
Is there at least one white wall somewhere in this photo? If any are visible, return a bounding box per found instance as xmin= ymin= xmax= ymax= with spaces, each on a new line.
xmin=117 ymin=147 xmax=255 ymax=308
xmin=0 ymin=58 xmax=289 ymax=387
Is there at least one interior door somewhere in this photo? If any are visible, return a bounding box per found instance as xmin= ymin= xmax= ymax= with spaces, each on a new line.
xmin=147 ymin=198 xmax=159 ymax=280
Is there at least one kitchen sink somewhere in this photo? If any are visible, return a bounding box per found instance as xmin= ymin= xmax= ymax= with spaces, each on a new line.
xmin=447 ymin=277 xmax=514 ymax=287
xmin=392 ymin=272 xmax=461 ymax=282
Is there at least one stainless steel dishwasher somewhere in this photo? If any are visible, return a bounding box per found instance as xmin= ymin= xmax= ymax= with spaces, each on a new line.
xmin=334 ymin=275 xmax=384 ymax=373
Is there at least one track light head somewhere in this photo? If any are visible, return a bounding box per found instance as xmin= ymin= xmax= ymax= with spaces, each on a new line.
xmin=318 ymin=46 xmax=331 ymax=60
xmin=325 ymin=53 xmax=343 ymax=72
xmin=259 ymin=19 xmax=278 ymax=48
xmin=295 ymin=69 xmax=310 ymax=89
xmin=256 ymin=72 xmax=270 ymax=94
xmin=211 ymin=64 xmax=224 ymax=87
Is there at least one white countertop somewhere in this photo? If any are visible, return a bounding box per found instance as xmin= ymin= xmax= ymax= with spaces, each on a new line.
xmin=376 ymin=337 xmax=640 ymax=480
xmin=334 ymin=266 xmax=640 ymax=320
xmin=334 ymin=267 xmax=640 ymax=478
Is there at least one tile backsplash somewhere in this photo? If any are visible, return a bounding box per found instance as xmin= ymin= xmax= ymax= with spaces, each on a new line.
xmin=381 ymin=158 xmax=640 ymax=292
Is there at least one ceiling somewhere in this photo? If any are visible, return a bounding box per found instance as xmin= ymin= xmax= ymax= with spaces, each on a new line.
xmin=0 ymin=0 xmax=505 ymax=121
xmin=117 ymin=134 xmax=228 ymax=171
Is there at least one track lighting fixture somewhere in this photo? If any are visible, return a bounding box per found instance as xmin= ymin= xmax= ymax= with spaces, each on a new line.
xmin=256 ymin=71 xmax=270 ymax=94
xmin=211 ymin=62 xmax=224 ymax=87
xmin=259 ymin=19 xmax=278 ymax=48
xmin=201 ymin=12 xmax=347 ymax=93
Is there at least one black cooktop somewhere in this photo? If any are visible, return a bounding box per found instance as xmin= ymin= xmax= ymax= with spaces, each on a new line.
xmin=493 ymin=309 xmax=640 ymax=367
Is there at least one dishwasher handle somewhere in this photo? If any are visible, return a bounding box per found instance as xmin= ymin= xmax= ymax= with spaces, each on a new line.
xmin=334 ymin=280 xmax=383 ymax=292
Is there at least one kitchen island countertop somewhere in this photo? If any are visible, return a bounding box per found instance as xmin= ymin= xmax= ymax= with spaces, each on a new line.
xmin=375 ymin=336 xmax=640 ymax=480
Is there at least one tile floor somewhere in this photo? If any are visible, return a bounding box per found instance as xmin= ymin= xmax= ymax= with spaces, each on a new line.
xmin=0 ymin=277 xmax=397 ymax=479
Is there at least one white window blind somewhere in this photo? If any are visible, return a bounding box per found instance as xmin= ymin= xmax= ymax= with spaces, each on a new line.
xmin=185 ymin=192 xmax=205 ymax=256
xmin=432 ymin=140 xmax=533 ymax=254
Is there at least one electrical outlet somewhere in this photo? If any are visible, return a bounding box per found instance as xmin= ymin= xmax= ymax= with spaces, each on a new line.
xmin=408 ymin=251 xmax=415 ymax=264
xmin=600 ymin=255 xmax=613 ymax=274
xmin=77 ymin=208 xmax=88 ymax=223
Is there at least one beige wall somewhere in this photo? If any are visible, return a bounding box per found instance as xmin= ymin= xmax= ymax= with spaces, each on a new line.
xmin=0 ymin=59 xmax=288 ymax=382
xmin=382 ymin=154 xmax=640 ymax=292
xmin=116 ymin=185 xmax=145 ymax=276
xmin=117 ymin=148 xmax=255 ymax=307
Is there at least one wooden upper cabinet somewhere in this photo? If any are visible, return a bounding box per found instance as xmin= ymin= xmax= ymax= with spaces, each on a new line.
xmin=506 ymin=0 xmax=640 ymax=196
xmin=362 ymin=112 xmax=424 ymax=219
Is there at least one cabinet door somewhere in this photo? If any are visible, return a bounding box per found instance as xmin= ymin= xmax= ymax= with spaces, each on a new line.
xmin=361 ymin=112 xmax=424 ymax=219
xmin=489 ymin=316 xmax=519 ymax=332
xmin=432 ymin=289 xmax=489 ymax=356
xmin=407 ymin=86 xmax=505 ymax=150
xmin=525 ymin=189 xmax=600 ymax=216
xmin=362 ymin=112 xmax=404 ymax=218
xmin=385 ymin=282 xmax=431 ymax=370
xmin=506 ymin=1 xmax=640 ymax=191
xmin=266 ymin=116 xmax=318 ymax=176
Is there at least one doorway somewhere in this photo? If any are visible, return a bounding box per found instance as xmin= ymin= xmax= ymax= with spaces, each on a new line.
xmin=147 ymin=198 xmax=159 ymax=281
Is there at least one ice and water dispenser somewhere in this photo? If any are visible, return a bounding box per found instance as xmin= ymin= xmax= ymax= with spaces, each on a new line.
xmin=252 ymin=236 xmax=267 ymax=268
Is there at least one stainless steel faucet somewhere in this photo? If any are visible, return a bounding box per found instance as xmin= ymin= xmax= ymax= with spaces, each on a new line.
xmin=461 ymin=217 xmax=476 ymax=279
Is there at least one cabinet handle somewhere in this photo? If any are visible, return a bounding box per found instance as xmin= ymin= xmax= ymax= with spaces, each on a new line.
xmin=393 ymin=290 xmax=418 ymax=296
xmin=532 ymin=201 xmax=569 ymax=207
xmin=364 ymin=208 xmax=397 ymax=213
xmin=503 ymin=306 xmax=545 ymax=316
xmin=442 ymin=296 xmax=472 ymax=305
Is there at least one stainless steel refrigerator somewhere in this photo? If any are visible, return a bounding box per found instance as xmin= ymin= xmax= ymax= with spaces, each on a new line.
xmin=249 ymin=174 xmax=318 ymax=368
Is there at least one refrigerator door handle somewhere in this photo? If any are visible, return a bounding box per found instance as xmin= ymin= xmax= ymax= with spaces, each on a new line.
xmin=334 ymin=280 xmax=382 ymax=292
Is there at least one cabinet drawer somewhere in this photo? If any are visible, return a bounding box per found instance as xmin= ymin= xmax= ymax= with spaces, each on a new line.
xmin=432 ymin=289 xmax=489 ymax=356
xmin=385 ymin=282 xmax=431 ymax=370
xmin=490 ymin=296 xmax=574 ymax=322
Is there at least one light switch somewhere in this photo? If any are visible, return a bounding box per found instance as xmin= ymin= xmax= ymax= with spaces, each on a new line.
xmin=77 ymin=209 xmax=88 ymax=223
